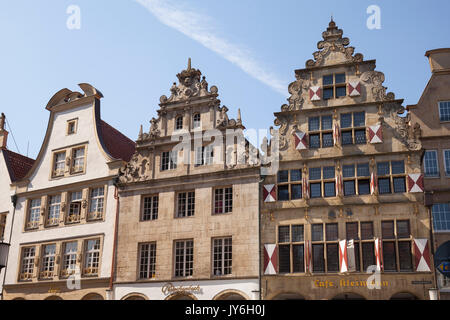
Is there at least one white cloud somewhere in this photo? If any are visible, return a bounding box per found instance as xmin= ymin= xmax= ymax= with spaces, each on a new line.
xmin=135 ymin=0 xmax=288 ymax=96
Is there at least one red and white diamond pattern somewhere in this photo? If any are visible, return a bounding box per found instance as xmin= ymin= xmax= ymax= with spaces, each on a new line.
xmin=309 ymin=86 xmax=321 ymax=101
xmin=339 ymin=240 xmax=348 ymax=273
xmin=293 ymin=131 xmax=308 ymax=150
xmin=368 ymin=124 xmax=383 ymax=144
xmin=407 ymin=174 xmax=424 ymax=193
xmin=348 ymin=80 xmax=361 ymax=97
xmin=414 ymin=239 xmax=431 ymax=272
xmin=264 ymin=244 xmax=278 ymax=275
xmin=263 ymin=184 xmax=276 ymax=202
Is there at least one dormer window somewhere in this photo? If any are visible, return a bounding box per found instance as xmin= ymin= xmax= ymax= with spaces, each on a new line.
xmin=53 ymin=152 xmax=66 ymax=177
xmin=193 ymin=113 xmax=201 ymax=129
xmin=175 ymin=116 xmax=183 ymax=131
xmin=67 ymin=119 xmax=78 ymax=135
xmin=323 ymin=73 xmax=346 ymax=100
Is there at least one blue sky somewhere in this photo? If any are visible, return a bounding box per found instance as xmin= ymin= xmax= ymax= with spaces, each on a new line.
xmin=0 ymin=0 xmax=449 ymax=158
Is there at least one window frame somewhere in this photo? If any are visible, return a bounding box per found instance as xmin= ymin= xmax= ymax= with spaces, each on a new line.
xmin=277 ymin=225 xmax=305 ymax=274
xmin=381 ymin=219 xmax=413 ymax=273
xmin=83 ymin=238 xmax=101 ymax=277
xmin=46 ymin=194 xmax=62 ymax=227
xmin=424 ymin=150 xmax=440 ymax=177
xmin=175 ymin=115 xmax=184 ymax=131
xmin=322 ymin=73 xmax=347 ymax=100
xmin=176 ymin=191 xmax=195 ymax=218
xmin=212 ymin=237 xmax=232 ymax=277
xmin=88 ymin=186 xmax=106 ymax=221
xmin=307 ymin=115 xmax=333 ymax=149
xmin=52 ymin=151 xmax=66 ymax=178
xmin=141 ymin=195 xmax=159 ymax=221
xmin=161 ymin=151 xmax=178 ymax=171
xmin=340 ymin=111 xmax=366 ymax=146
xmin=60 ymin=241 xmax=78 ymax=278
xmin=19 ymin=246 xmax=36 ymax=281
xmin=26 ymin=198 xmax=41 ymax=230
xmin=309 ymin=166 xmax=336 ymax=199
xmin=39 ymin=243 xmax=57 ymax=279
xmin=213 ymin=187 xmax=233 ymax=215
xmin=377 ymin=160 xmax=407 ymax=195
xmin=438 ymin=101 xmax=450 ymax=122
xmin=276 ymin=169 xmax=303 ymax=201
xmin=66 ymin=118 xmax=78 ymax=135
xmin=138 ymin=242 xmax=157 ymax=280
xmin=192 ymin=113 xmax=201 ymax=129
xmin=443 ymin=149 xmax=450 ymax=177
xmin=173 ymin=239 xmax=194 ymax=278
xmin=71 ymin=146 xmax=86 ymax=174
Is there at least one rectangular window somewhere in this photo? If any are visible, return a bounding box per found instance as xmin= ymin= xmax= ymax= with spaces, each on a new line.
xmin=84 ymin=239 xmax=101 ymax=276
xmin=424 ymin=150 xmax=439 ymax=177
xmin=161 ymin=151 xmax=177 ymax=171
xmin=278 ymin=225 xmax=304 ymax=274
xmin=174 ymin=240 xmax=194 ymax=277
xmin=61 ymin=241 xmax=78 ymax=277
xmin=382 ymin=242 xmax=397 ymax=271
xmin=277 ymin=170 xmax=303 ymax=201
xmin=278 ymin=244 xmax=290 ymax=274
xmin=177 ymin=191 xmax=195 ymax=218
xmin=27 ymin=199 xmax=41 ymax=230
xmin=326 ymin=244 xmax=339 ymax=272
xmin=212 ymin=237 xmax=232 ymax=276
xmin=88 ymin=187 xmax=105 ymax=220
xmin=341 ymin=112 xmax=366 ymax=145
xmin=439 ymin=101 xmax=450 ymax=122
xmin=139 ymin=242 xmax=156 ymax=279
xmin=20 ymin=247 xmax=35 ymax=281
xmin=195 ymin=145 xmax=214 ymax=166
xmin=432 ymin=203 xmax=450 ymax=231
xmin=444 ymin=150 xmax=450 ymax=176
xmin=312 ymin=224 xmax=323 ymax=241
xmin=378 ymin=161 xmax=406 ymax=195
xmin=40 ymin=244 xmax=56 ymax=279
xmin=347 ymin=222 xmax=375 ymax=273
xmin=398 ymin=242 xmax=413 ymax=271
xmin=323 ymin=73 xmax=346 ymax=100
xmin=67 ymin=119 xmax=77 ymax=135
xmin=382 ymin=220 xmax=412 ymax=272
xmin=71 ymin=147 xmax=85 ymax=174
xmin=67 ymin=191 xmax=82 ymax=224
xmin=142 ymin=195 xmax=158 ymax=221
xmin=312 ymin=244 xmax=325 ymax=273
xmin=214 ymin=187 xmax=232 ymax=214
xmin=47 ymin=195 xmax=61 ymax=227
xmin=0 ymin=213 xmax=6 ymax=240
xmin=308 ymin=116 xmax=333 ymax=148
xmin=53 ymin=152 xmax=66 ymax=177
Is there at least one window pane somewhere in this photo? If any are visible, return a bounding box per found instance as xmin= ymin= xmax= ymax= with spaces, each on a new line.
xmin=357 ymin=163 xmax=370 ymax=177
xmin=309 ymin=168 xmax=321 ymax=180
xmin=322 ymin=133 xmax=333 ymax=148
xmin=344 ymin=180 xmax=356 ymax=196
xmin=398 ymin=242 xmax=413 ymax=271
xmin=278 ymin=226 xmax=290 ymax=243
xmin=341 ymin=114 xmax=352 ymax=129
xmin=312 ymin=224 xmax=323 ymax=241
xmin=378 ymin=178 xmax=391 ymax=194
xmin=292 ymin=225 xmax=304 ymax=242
xmin=432 ymin=203 xmax=450 ymax=231
xmin=346 ymin=223 xmax=358 ymax=240
xmin=323 ymin=166 xmax=335 ymax=179
xmin=343 ymin=165 xmax=355 ymax=178
xmin=355 ymin=130 xmax=366 ymax=144
xmin=424 ymin=151 xmax=439 ymax=177
xmin=444 ymin=150 xmax=450 ymax=176
xmin=353 ymin=112 xmax=365 ymax=127
xmin=381 ymin=221 xmax=395 ymax=239
xmin=324 ymin=182 xmax=336 ymax=197
xmin=323 ymin=88 xmax=333 ymax=100
xmin=310 ymin=183 xmax=321 ymax=198
xmin=279 ymin=245 xmax=290 ymax=274
xmin=439 ymin=101 xmax=450 ymax=122
xmin=391 ymin=161 xmax=405 ymax=174
xmin=397 ymin=220 xmax=410 ymax=238
xmin=293 ymin=245 xmax=305 ymax=273
xmin=393 ymin=177 xmax=406 ymax=193
xmin=361 ymin=222 xmax=374 ymax=240
xmin=335 ymin=86 xmax=346 ymax=98
xmin=309 ymin=134 xmax=320 ymax=149
xmin=327 ymin=244 xmax=339 ymax=272
xmin=326 ymin=224 xmax=338 ymax=241
xmin=358 ymin=180 xmax=370 ymax=195
xmin=309 ymin=117 xmax=320 ymax=131
xmin=278 ymin=170 xmax=289 ymax=183
xmin=362 ymin=242 xmax=375 ymax=272
xmin=278 ymin=185 xmax=289 ymax=201
xmin=291 ymin=184 xmax=302 ymax=200
xmin=383 ymin=242 xmax=397 ymax=271
xmin=342 ymin=131 xmax=353 ymax=145
xmin=377 ymin=162 xmax=390 ymax=176
xmin=335 ymin=73 xmax=346 ymax=84
xmin=312 ymin=244 xmax=325 ymax=273
xmin=290 ymin=169 xmax=302 ymax=182
xmin=354 ymin=242 xmax=361 ymax=272
xmin=323 ymin=75 xmax=334 ymax=86
xmin=322 ymin=116 xmax=332 ymax=130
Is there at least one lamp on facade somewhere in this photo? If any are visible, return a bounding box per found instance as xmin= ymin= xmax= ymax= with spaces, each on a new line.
xmin=0 ymin=241 xmax=10 ymax=271
xmin=428 ymin=288 xmax=439 ymax=300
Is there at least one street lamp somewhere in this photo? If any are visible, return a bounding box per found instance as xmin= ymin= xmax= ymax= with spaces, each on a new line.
xmin=0 ymin=241 xmax=10 ymax=271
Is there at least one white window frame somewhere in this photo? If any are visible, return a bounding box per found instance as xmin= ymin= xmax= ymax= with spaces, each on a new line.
xmin=193 ymin=113 xmax=201 ymax=129
xmin=88 ymin=187 xmax=105 ymax=221
xmin=212 ymin=237 xmax=232 ymax=276
xmin=47 ymin=195 xmax=61 ymax=226
xmin=176 ymin=191 xmax=195 ymax=218
xmin=161 ymin=151 xmax=177 ymax=171
xmin=53 ymin=152 xmax=66 ymax=177
xmin=19 ymin=246 xmax=35 ymax=281
xmin=138 ymin=242 xmax=157 ymax=279
xmin=213 ymin=187 xmax=233 ymax=214
xmin=27 ymin=198 xmax=41 ymax=230
xmin=142 ymin=195 xmax=158 ymax=221
xmin=83 ymin=238 xmax=101 ymax=276
xmin=61 ymin=241 xmax=78 ymax=277
xmin=71 ymin=147 xmax=85 ymax=174
xmin=40 ymin=244 xmax=56 ymax=279
xmin=174 ymin=240 xmax=194 ymax=277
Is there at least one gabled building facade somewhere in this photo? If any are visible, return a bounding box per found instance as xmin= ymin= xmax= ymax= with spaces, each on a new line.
xmin=408 ymin=48 xmax=450 ymax=300
xmin=260 ymin=20 xmax=434 ymax=300
xmin=0 ymin=113 xmax=35 ymax=298
xmin=113 ymin=61 xmax=261 ymax=300
xmin=2 ymin=84 xmax=135 ymax=300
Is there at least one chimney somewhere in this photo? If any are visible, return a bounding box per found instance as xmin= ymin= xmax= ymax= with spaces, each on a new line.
xmin=0 ymin=113 xmax=8 ymax=149
xmin=425 ymin=48 xmax=450 ymax=74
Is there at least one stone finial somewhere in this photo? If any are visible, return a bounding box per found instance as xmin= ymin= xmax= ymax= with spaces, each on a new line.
xmin=0 ymin=113 xmax=5 ymax=131
xmin=0 ymin=113 xmax=8 ymax=149
xmin=237 ymin=109 xmax=242 ymax=125
xmin=187 ymin=57 xmax=191 ymax=71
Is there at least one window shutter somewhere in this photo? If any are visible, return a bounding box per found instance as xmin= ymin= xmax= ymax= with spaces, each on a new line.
xmin=413 ymin=239 xmax=431 ymax=272
xmin=263 ymin=244 xmax=278 ymax=275
xmin=293 ymin=131 xmax=308 ymax=150
xmin=348 ymin=81 xmax=361 ymax=97
xmin=368 ymin=124 xmax=383 ymax=144
xmin=309 ymin=86 xmax=321 ymax=101
xmin=339 ymin=239 xmax=348 ymax=273
xmin=407 ymin=174 xmax=424 ymax=193
xmin=263 ymin=185 xmax=276 ymax=202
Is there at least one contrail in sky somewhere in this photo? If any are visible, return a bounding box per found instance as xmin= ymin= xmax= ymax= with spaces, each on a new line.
xmin=135 ymin=0 xmax=288 ymax=96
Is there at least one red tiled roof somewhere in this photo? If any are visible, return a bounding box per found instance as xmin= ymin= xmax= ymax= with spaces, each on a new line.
xmin=2 ymin=149 xmax=35 ymax=182
xmin=98 ymin=120 xmax=135 ymax=162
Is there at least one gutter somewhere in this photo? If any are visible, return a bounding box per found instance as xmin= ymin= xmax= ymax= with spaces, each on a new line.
xmin=107 ymin=178 xmax=120 ymax=300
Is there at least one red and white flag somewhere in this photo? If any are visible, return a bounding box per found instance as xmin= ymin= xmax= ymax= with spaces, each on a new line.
xmin=370 ymin=172 xmax=378 ymax=195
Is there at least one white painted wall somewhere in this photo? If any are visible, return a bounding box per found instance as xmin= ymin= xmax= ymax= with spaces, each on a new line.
xmin=5 ymin=101 xmax=119 ymax=286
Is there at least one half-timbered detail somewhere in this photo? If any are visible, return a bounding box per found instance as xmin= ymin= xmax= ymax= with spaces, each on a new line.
xmin=261 ymin=20 xmax=433 ymax=300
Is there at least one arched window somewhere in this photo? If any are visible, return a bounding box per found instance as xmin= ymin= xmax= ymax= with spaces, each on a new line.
xmin=175 ymin=116 xmax=183 ymax=131
xmin=193 ymin=113 xmax=201 ymax=129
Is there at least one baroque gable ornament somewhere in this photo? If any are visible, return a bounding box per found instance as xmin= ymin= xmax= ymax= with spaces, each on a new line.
xmin=305 ymin=19 xmax=364 ymax=68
